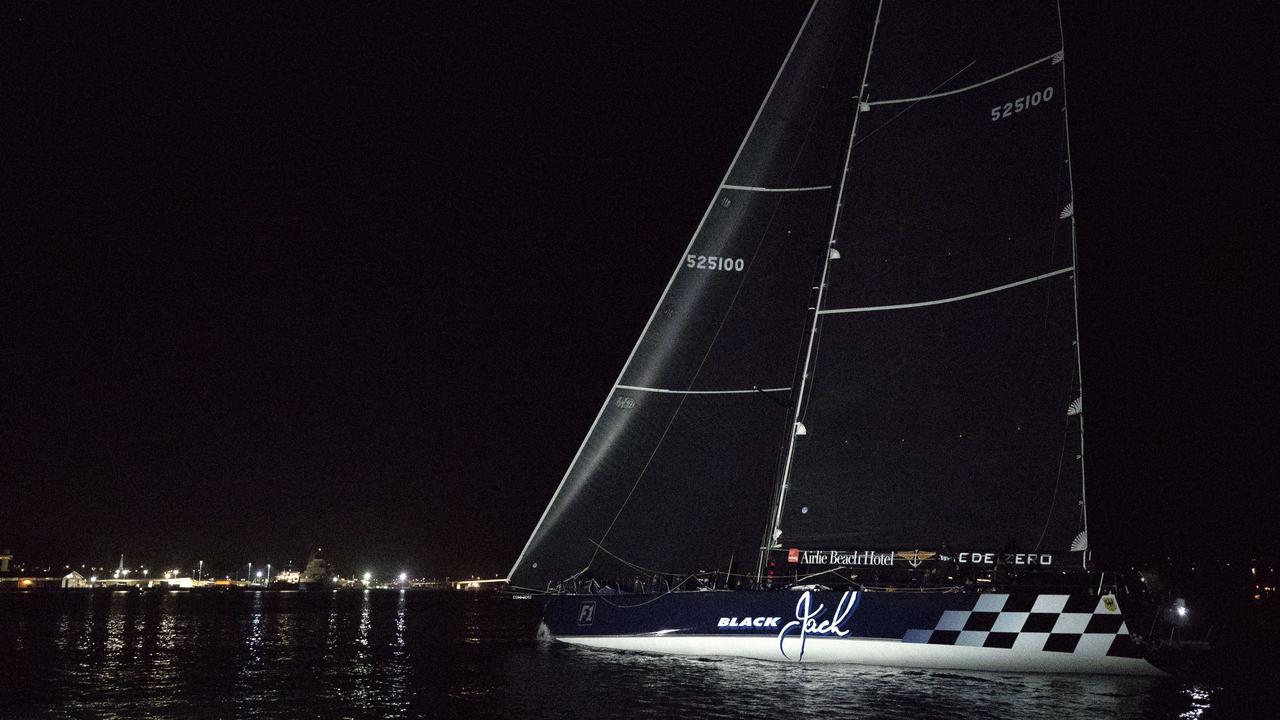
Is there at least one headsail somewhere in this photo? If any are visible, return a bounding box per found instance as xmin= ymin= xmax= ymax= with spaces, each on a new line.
xmin=508 ymin=1 xmax=875 ymax=590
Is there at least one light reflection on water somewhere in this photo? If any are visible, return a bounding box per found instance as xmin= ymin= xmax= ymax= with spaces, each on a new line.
xmin=0 ymin=591 xmax=1271 ymax=719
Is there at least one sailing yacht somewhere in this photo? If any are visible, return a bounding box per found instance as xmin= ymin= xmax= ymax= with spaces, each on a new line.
xmin=508 ymin=0 xmax=1165 ymax=675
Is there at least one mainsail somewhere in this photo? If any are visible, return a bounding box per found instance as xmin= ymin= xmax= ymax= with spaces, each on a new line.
xmin=773 ymin=1 xmax=1086 ymax=558
xmin=510 ymin=0 xmax=1088 ymax=590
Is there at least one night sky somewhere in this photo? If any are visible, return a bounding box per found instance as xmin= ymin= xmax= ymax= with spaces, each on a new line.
xmin=4 ymin=2 xmax=1277 ymax=579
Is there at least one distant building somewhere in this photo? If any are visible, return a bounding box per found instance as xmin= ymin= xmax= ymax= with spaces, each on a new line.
xmin=275 ymin=568 xmax=302 ymax=584
xmin=0 ymin=550 xmax=11 ymax=572
xmin=300 ymin=549 xmax=331 ymax=584
xmin=452 ymin=578 xmax=506 ymax=591
xmin=0 ymin=570 xmax=87 ymax=589
xmin=61 ymin=571 xmax=87 ymax=588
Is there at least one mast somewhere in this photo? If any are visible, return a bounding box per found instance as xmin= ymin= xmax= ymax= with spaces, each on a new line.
xmin=758 ymin=0 xmax=886 ymax=581
xmin=1055 ymin=0 xmax=1089 ymax=568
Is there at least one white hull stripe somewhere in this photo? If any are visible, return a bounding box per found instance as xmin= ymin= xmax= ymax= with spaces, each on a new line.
xmin=868 ymin=50 xmax=1063 ymax=107
xmin=553 ymin=633 xmax=1163 ymax=676
xmin=819 ymin=267 xmax=1073 ymax=315
xmin=721 ymin=184 xmax=833 ymax=193
xmin=616 ymin=384 xmax=791 ymax=396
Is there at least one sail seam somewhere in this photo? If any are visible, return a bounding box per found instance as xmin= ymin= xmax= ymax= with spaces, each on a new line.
xmin=616 ymin=384 xmax=791 ymax=396
xmin=721 ymin=184 xmax=834 ymax=193
xmin=818 ymin=266 xmax=1073 ymax=315
xmin=867 ymin=50 xmax=1062 ymax=107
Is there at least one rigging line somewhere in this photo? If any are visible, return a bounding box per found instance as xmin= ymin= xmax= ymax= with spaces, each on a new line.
xmin=797 ymin=315 xmax=825 ymax=427
xmin=818 ymin=266 xmax=1073 ymax=315
xmin=1034 ymin=415 xmax=1073 ymax=554
xmin=867 ymin=50 xmax=1062 ymax=107
xmin=590 ymin=575 xmax=702 ymax=609
xmin=588 ymin=539 xmax=688 ymax=578
xmin=589 ymin=539 xmax=786 ymax=581
xmin=615 ymin=384 xmax=791 ymax=396
xmin=721 ymin=184 xmax=833 ymax=193
xmin=541 ymin=565 xmax=592 ymax=591
xmin=851 ymin=60 xmax=976 ymax=150
xmin=763 ymin=0 xmax=888 ymax=580
xmin=1057 ymin=0 xmax=1089 ymax=564
xmin=794 ymin=566 xmax=856 ymax=585
xmin=505 ymin=0 xmax=825 ymax=582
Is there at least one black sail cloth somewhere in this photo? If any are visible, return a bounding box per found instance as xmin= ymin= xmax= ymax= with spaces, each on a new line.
xmin=781 ymin=2 xmax=1084 ymax=555
xmin=510 ymin=0 xmax=1086 ymax=590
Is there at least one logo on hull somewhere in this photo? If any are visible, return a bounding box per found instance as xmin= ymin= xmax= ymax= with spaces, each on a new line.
xmin=577 ymin=601 xmax=595 ymax=625
xmin=955 ymin=552 xmax=1053 ymax=566
xmin=896 ymin=549 xmax=937 ymax=568
xmin=717 ymin=616 xmax=781 ymax=629
xmin=777 ymin=591 xmax=859 ymax=661
xmin=787 ymin=549 xmax=894 ymax=566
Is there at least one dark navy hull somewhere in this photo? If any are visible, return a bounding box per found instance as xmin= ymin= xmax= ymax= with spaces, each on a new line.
xmin=543 ymin=589 xmax=1163 ymax=675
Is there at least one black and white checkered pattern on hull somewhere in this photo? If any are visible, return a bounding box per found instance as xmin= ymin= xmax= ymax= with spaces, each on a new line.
xmin=903 ymin=593 xmax=1144 ymax=658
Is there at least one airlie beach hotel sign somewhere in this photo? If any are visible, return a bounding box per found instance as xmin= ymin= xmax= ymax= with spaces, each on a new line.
xmin=786 ymin=549 xmax=1055 ymax=568
xmin=788 ymin=549 xmax=898 ymax=566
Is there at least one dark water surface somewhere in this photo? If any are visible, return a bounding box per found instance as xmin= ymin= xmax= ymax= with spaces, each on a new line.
xmin=1 ymin=590 xmax=1273 ymax=719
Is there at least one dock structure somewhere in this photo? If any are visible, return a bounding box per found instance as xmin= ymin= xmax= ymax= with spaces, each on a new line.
xmin=452 ymin=578 xmax=506 ymax=591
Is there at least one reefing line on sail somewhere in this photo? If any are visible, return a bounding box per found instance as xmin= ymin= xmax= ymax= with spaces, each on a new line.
xmin=505 ymin=0 xmax=825 ymax=586
xmin=818 ymin=266 xmax=1074 ymax=315
xmin=721 ymin=184 xmax=834 ymax=193
xmin=616 ymin=384 xmax=792 ymax=396
xmin=866 ymin=50 xmax=1063 ymax=107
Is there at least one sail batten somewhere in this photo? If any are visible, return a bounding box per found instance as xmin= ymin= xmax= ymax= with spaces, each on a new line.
xmin=722 ymin=184 xmax=834 ymax=193
xmin=867 ymin=50 xmax=1064 ymax=107
xmin=616 ymin=384 xmax=792 ymax=396
xmin=819 ymin=266 xmax=1074 ymax=315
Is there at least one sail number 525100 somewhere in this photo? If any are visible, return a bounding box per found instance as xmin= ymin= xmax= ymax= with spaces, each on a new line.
xmin=990 ymin=86 xmax=1053 ymax=121
xmin=687 ymin=255 xmax=745 ymax=272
